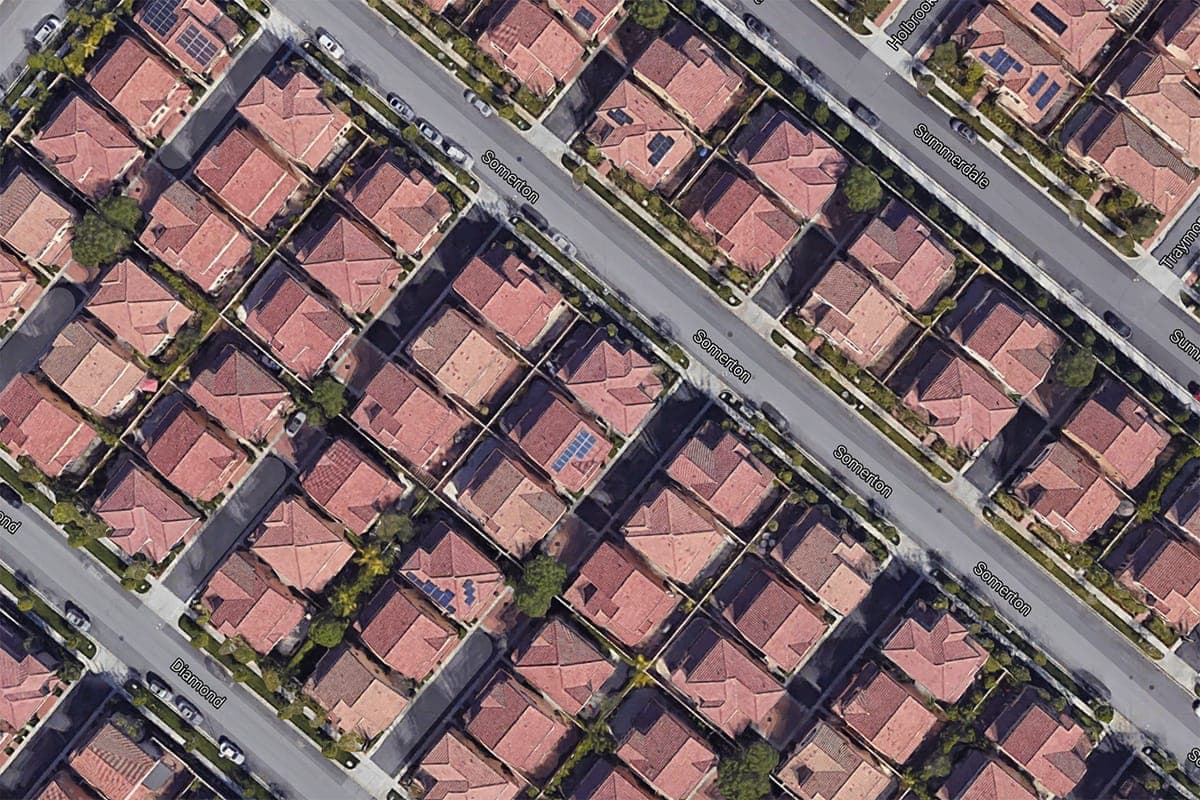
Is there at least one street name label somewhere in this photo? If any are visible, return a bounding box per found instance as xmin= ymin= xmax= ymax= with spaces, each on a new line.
xmin=913 ymin=124 xmax=990 ymax=188
xmin=482 ymin=149 xmax=540 ymax=204
xmin=1171 ymin=328 xmax=1200 ymax=363
xmin=974 ymin=560 xmax=1032 ymax=617
xmin=887 ymin=0 xmax=940 ymax=51
xmin=0 ymin=509 xmax=20 ymax=535
xmin=693 ymin=330 xmax=752 ymax=384
xmin=833 ymin=444 xmax=893 ymax=498
xmin=171 ymin=657 xmax=227 ymax=708
xmin=1159 ymin=214 xmax=1200 ymax=269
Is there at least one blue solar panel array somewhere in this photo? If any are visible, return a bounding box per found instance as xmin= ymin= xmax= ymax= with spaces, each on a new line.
xmin=463 ymin=579 xmax=477 ymax=607
xmin=1036 ymin=82 xmax=1061 ymax=110
xmin=983 ymin=48 xmax=1025 ymax=77
xmin=405 ymin=570 xmax=457 ymax=613
xmin=142 ymin=0 xmax=181 ymax=35
xmin=1027 ymin=72 xmax=1048 ymax=97
xmin=552 ymin=429 xmax=597 ymax=472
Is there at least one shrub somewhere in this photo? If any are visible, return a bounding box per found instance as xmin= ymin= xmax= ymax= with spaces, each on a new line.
xmin=1053 ymin=346 xmax=1095 ymax=388
xmin=629 ymin=0 xmax=669 ymax=28
xmin=308 ymin=614 xmax=347 ymax=648
xmin=513 ymin=555 xmax=567 ymax=618
xmin=717 ymin=740 xmax=779 ymax=800
xmin=841 ymin=165 xmax=882 ymax=212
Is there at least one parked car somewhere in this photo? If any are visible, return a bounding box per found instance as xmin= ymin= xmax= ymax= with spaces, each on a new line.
xmin=794 ymin=55 xmax=822 ymax=83
xmin=743 ymin=13 xmax=773 ymax=41
xmin=146 ymin=673 xmax=173 ymax=702
xmin=418 ymin=120 xmax=443 ymax=147
xmin=64 ymin=603 xmax=90 ymax=632
xmin=218 ymin=736 xmax=245 ymax=765
xmin=949 ymin=118 xmax=977 ymax=144
xmin=316 ymin=31 xmax=344 ymax=60
xmin=1102 ymin=310 xmax=1132 ymax=338
xmin=31 ymin=15 xmax=61 ymax=48
xmin=0 ymin=483 xmax=21 ymax=507
xmin=386 ymin=93 xmax=415 ymax=122
xmin=464 ymin=90 xmax=494 ymax=118
xmin=549 ymin=231 xmax=578 ymax=259
xmin=174 ymin=697 xmax=205 ymax=726
xmin=285 ymin=412 xmax=306 ymax=438
xmin=849 ymin=99 xmax=880 ymax=128
xmin=442 ymin=141 xmax=472 ymax=168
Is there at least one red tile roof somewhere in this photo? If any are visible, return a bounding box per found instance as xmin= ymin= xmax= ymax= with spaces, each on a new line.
xmin=985 ymin=687 xmax=1092 ymax=797
xmin=69 ymin=722 xmax=160 ymax=800
xmin=351 ymin=360 xmax=470 ymax=474
xmin=557 ymin=328 xmax=662 ymax=436
xmin=40 ymin=319 xmax=144 ymax=418
xmin=139 ymin=179 xmax=252 ymax=293
xmin=202 ymin=550 xmax=306 ymax=653
xmin=356 ymin=578 xmax=457 ymax=680
xmin=938 ymin=750 xmax=1037 ymax=800
xmin=87 ymin=259 xmax=194 ymax=357
xmin=903 ymin=350 xmax=1017 ymax=452
xmin=465 ymin=671 xmax=576 ymax=781
xmin=453 ymin=244 xmax=563 ymax=349
xmin=1109 ymin=49 xmax=1200 ymax=165
xmin=344 ymin=153 xmax=451 ymax=255
xmin=549 ymin=0 xmax=619 ymax=34
xmin=292 ymin=213 xmax=402 ymax=316
xmin=950 ymin=288 xmax=1061 ymax=396
xmin=409 ymin=306 xmax=520 ymax=407
xmin=505 ymin=386 xmax=608 ymax=493
xmin=32 ymin=93 xmax=140 ymax=198
xmin=633 ymin=24 xmax=742 ymax=132
xmin=847 ymin=201 xmax=955 ymax=311
xmin=186 ymin=344 xmax=289 ymax=442
xmin=564 ymin=540 xmax=678 ymax=648
xmin=834 ymin=662 xmax=938 ymax=764
xmin=1168 ymin=472 xmax=1200 ymax=537
xmin=620 ymin=482 xmax=725 ymax=585
xmin=454 ymin=444 xmax=566 ymax=556
xmin=135 ymin=0 xmax=237 ymax=76
xmin=33 ymin=772 xmax=92 ymax=800
xmin=238 ymin=67 xmax=350 ymax=171
xmin=1003 ymin=0 xmax=1115 ymax=72
xmin=0 ymin=250 xmax=40 ymax=326
xmin=587 ymin=79 xmax=697 ymax=190
xmin=142 ymin=396 xmax=248 ymax=502
xmin=244 ymin=266 xmax=352 ymax=380
xmin=688 ymin=166 xmax=799 ymax=274
xmin=666 ymin=421 xmax=775 ymax=528
xmin=301 ymin=438 xmax=406 ymax=534
xmin=415 ymin=727 xmax=524 ymax=800
xmin=881 ymin=604 xmax=988 ymax=703
xmin=571 ymin=762 xmax=654 ymax=800
xmin=779 ymin=719 xmax=894 ymax=800
xmin=0 ymin=374 xmax=93 ymax=477
xmin=195 ymin=126 xmax=301 ymax=229
xmin=512 ymin=617 xmax=616 ymax=715
xmin=87 ymin=36 xmax=190 ymax=141
xmin=0 ymin=618 xmax=59 ymax=733
xmin=401 ymin=522 xmax=505 ymax=624
xmin=1119 ymin=525 xmax=1200 ymax=632
xmin=1155 ymin=1 xmax=1200 ymax=71
xmin=478 ymin=0 xmax=585 ymax=95
xmin=613 ymin=691 xmax=716 ymax=798
xmin=250 ymin=494 xmax=353 ymax=593
xmin=1064 ymin=380 xmax=1169 ymax=488
xmin=305 ymin=644 xmax=408 ymax=738
xmin=93 ymin=458 xmax=200 ymax=563
xmin=735 ymin=109 xmax=848 ymax=219
xmin=1015 ymin=440 xmax=1122 ymax=543
xmin=714 ymin=557 xmax=827 ymax=673
xmin=799 ymin=260 xmax=911 ymax=367
xmin=772 ymin=506 xmax=876 ymax=616
xmin=0 ymin=170 xmax=75 ymax=267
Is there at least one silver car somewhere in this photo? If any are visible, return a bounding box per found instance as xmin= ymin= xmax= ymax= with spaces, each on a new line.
xmin=174 ymin=697 xmax=205 ymax=726
xmin=549 ymin=231 xmax=578 ymax=259
xmin=65 ymin=604 xmax=90 ymax=632
xmin=386 ymin=93 xmax=415 ymax=123
xmin=219 ymin=736 xmax=245 ymax=765
xmin=31 ymin=15 xmax=61 ymax=48
xmin=146 ymin=673 xmax=173 ymax=703
xmin=464 ymin=91 xmax=494 ymax=118
xmin=418 ymin=121 xmax=443 ymax=147
xmin=316 ymin=31 xmax=344 ymax=60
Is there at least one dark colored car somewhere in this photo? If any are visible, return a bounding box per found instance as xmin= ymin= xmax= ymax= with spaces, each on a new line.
xmin=949 ymin=118 xmax=977 ymax=144
xmin=1102 ymin=310 xmax=1132 ymax=338
xmin=743 ymin=13 xmax=773 ymax=41
xmin=0 ymin=484 xmax=20 ymax=507
xmin=849 ymin=99 xmax=880 ymax=128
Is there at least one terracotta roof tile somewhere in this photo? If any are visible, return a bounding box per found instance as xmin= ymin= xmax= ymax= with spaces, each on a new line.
xmin=455 ymin=444 xmax=565 ymax=555
xmin=1003 ymin=0 xmax=1116 ymax=72
xmin=343 ymin=153 xmax=450 ymax=254
xmin=557 ymin=327 xmax=662 ymax=436
xmin=834 ymin=662 xmax=938 ymax=764
xmin=735 ymin=109 xmax=848 ymax=219
xmin=250 ymin=494 xmax=353 ymax=593
xmin=633 ymin=24 xmax=742 ymax=132
xmin=714 ymin=557 xmax=827 ymax=673
xmin=620 ymin=482 xmax=725 ymax=585
xmin=985 ymin=687 xmax=1091 ymax=796
xmin=1015 ymin=440 xmax=1122 ymax=543
xmin=0 ymin=373 xmax=93 ymax=477
xmin=847 ymin=200 xmax=955 ymax=311
xmin=771 ymin=506 xmax=875 ymax=616
xmin=0 ymin=250 xmax=40 ymax=326
xmin=478 ymin=0 xmax=585 ymax=95
xmin=778 ymin=719 xmax=894 ymax=800
xmin=881 ymin=603 xmax=988 ymax=703
xmin=140 ymin=179 xmax=252 ymax=293
xmin=304 ymin=645 xmax=408 ymax=737
xmin=1064 ymin=380 xmax=1169 ymax=487
xmin=409 ymin=306 xmax=520 ymax=406
xmin=401 ymin=522 xmax=505 ymax=624
xmin=564 ymin=540 xmax=678 ymax=648
xmin=800 ymin=260 xmax=911 ymax=367
xmin=135 ymin=0 xmax=236 ymax=75
xmin=244 ymin=265 xmax=352 ymax=379
xmin=415 ymin=727 xmax=524 ymax=800
xmin=938 ymin=750 xmax=1037 ymax=800
xmin=40 ymin=319 xmax=144 ymax=418
xmin=238 ymin=67 xmax=349 ymax=170
xmin=571 ymin=761 xmax=655 ymax=800
xmin=505 ymin=386 xmax=608 ymax=493
xmin=94 ymin=458 xmax=200 ymax=563
xmin=465 ymin=671 xmax=575 ymax=780
xmin=903 ymin=350 xmax=1017 ymax=452
xmin=69 ymin=722 xmax=159 ymax=800
xmin=195 ymin=126 xmax=301 ymax=229
xmin=1119 ymin=526 xmax=1200 ymax=632
xmin=1108 ymin=49 xmax=1200 ymax=164
xmin=453 ymin=244 xmax=563 ymax=349
xmin=356 ymin=579 xmax=457 ymax=679
xmin=186 ymin=344 xmax=289 ymax=442
xmin=613 ymin=691 xmax=716 ymax=798
xmin=586 ymin=79 xmax=696 ymax=190
xmin=292 ymin=213 xmax=402 ymax=315
xmin=0 ymin=171 xmax=75 ymax=267
xmin=666 ymin=421 xmax=775 ymax=528
xmin=950 ymin=288 xmax=1061 ymax=396
xmin=512 ymin=618 xmax=616 ymax=715
xmin=33 ymin=772 xmax=91 ymax=800
xmin=87 ymin=259 xmax=194 ymax=357
xmin=142 ymin=396 xmax=248 ymax=502
xmin=688 ymin=165 xmax=798 ymax=274
xmin=301 ymin=438 xmax=406 ymax=534
xmin=202 ymin=550 xmax=306 ymax=653
xmin=32 ymin=93 xmax=140 ymax=198
xmin=1155 ymin=1 xmax=1200 ymax=71
xmin=87 ymin=36 xmax=190 ymax=141
xmin=0 ymin=617 xmax=59 ymax=733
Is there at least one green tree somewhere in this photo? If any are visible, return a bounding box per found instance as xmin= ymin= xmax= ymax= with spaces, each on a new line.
xmin=309 ymin=613 xmax=347 ymax=647
xmin=717 ymin=740 xmax=779 ymax=800
xmin=58 ymin=661 xmax=82 ymax=682
xmin=73 ymin=194 xmax=143 ymax=268
xmin=841 ymin=165 xmax=882 ymax=213
xmin=928 ymin=41 xmax=958 ymax=73
xmin=1053 ymin=345 xmax=1096 ymax=388
xmin=97 ymin=194 xmax=144 ymax=232
xmin=355 ymin=542 xmax=392 ymax=578
xmin=304 ymin=376 xmax=347 ymax=424
xmin=373 ymin=511 xmax=414 ymax=543
xmin=629 ymin=0 xmax=669 ymax=28
xmin=329 ymin=583 xmax=360 ymax=618
xmin=512 ymin=555 xmax=566 ymax=618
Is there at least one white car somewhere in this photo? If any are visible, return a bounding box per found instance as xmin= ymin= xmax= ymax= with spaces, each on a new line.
xmin=146 ymin=674 xmax=173 ymax=703
xmin=316 ymin=31 xmax=344 ymax=60
xmin=464 ymin=91 xmax=494 ymax=118
xmin=31 ymin=15 xmax=61 ymax=48
xmin=218 ymin=736 xmax=246 ymax=765
xmin=386 ymin=93 xmax=415 ymax=123
xmin=174 ymin=697 xmax=205 ymax=726
xmin=284 ymin=411 xmax=306 ymax=438
xmin=64 ymin=603 xmax=90 ymax=632
xmin=549 ymin=231 xmax=578 ymax=259
xmin=418 ymin=121 xmax=443 ymax=147
xmin=443 ymin=141 xmax=472 ymax=169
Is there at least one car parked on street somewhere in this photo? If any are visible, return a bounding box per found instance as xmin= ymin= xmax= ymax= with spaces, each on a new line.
xmin=442 ymin=140 xmax=472 ymax=168
xmin=31 ymin=16 xmax=62 ymax=48
xmin=386 ymin=93 xmax=415 ymax=122
xmin=1103 ymin=310 xmax=1132 ymax=338
xmin=464 ymin=90 xmax=494 ymax=118
xmin=743 ymin=14 xmax=773 ymax=42
xmin=418 ymin=120 xmax=443 ymax=147
xmin=549 ymin=231 xmax=578 ymax=259
xmin=175 ymin=697 xmax=205 ymax=726
xmin=65 ymin=603 xmax=90 ymax=632
xmin=949 ymin=118 xmax=977 ymax=144
xmin=0 ymin=483 xmax=21 ymax=507
xmin=146 ymin=673 xmax=173 ymax=702
xmin=849 ymin=99 xmax=880 ymax=128
xmin=316 ymin=31 xmax=344 ymax=60
xmin=219 ymin=736 xmax=245 ymax=764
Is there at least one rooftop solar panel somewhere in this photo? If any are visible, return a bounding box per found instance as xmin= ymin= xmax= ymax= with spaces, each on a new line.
xmin=177 ymin=23 xmax=219 ymax=67
xmin=1036 ymin=81 xmax=1061 ymax=110
xmin=1030 ymin=1 xmax=1068 ymax=35
xmin=573 ymin=7 xmax=597 ymax=29
xmin=142 ymin=0 xmax=181 ymax=36
xmin=647 ymin=133 xmax=675 ymax=166
xmin=607 ymin=108 xmax=634 ymax=126
xmin=1027 ymin=72 xmax=1048 ymax=96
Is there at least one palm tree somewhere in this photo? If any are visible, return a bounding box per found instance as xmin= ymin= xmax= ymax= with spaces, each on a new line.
xmin=329 ymin=584 xmax=359 ymax=618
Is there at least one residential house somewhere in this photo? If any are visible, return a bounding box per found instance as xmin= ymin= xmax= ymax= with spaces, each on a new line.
xmin=620 ymin=482 xmax=726 ymax=586
xmin=1167 ymin=472 xmax=1200 ymax=537
xmin=772 ymin=506 xmax=876 ymax=615
xmin=0 ymin=618 xmax=59 ymax=734
xmin=291 ymin=212 xmax=403 ymax=317
xmin=69 ymin=722 xmax=188 ymax=800
xmin=243 ymin=265 xmax=353 ymax=380
xmin=686 ymin=165 xmax=799 ymax=274
xmin=305 ymin=645 xmax=408 ymax=738
xmin=938 ymin=750 xmax=1038 ymax=800
xmin=401 ymin=522 xmax=505 ymax=624
xmin=135 ymin=0 xmax=238 ymax=77
xmin=949 ymin=287 xmax=1061 ymax=398
xmin=343 ymin=153 xmax=450 ymax=255
xmin=141 ymin=396 xmax=248 ymax=502
xmin=881 ymin=603 xmax=988 ymax=703
xmin=847 ymin=200 xmax=955 ymax=311
xmin=1014 ymin=440 xmax=1122 ymax=543
xmin=549 ymin=0 xmax=619 ymax=36
xmin=611 ymin=690 xmax=716 ymax=799
xmin=1063 ymin=379 xmax=1169 ymax=487
xmin=586 ymin=79 xmax=697 ymax=190
xmin=356 ymin=579 xmax=457 ymax=680
xmin=202 ymin=550 xmax=306 ymax=653
xmin=834 ymin=662 xmax=938 ymax=764
xmin=40 ymin=320 xmax=144 ymax=418
xmin=504 ymin=385 xmax=608 ymax=493
xmin=138 ymin=178 xmax=252 ymax=293
xmin=902 ymin=350 xmax=1018 ymax=453
xmin=452 ymin=244 xmax=563 ymax=350
xmin=301 ymin=438 xmax=406 ymax=535
xmin=798 ymin=260 xmax=912 ymax=368
xmin=464 ymin=671 xmax=576 ymax=781
xmin=86 ymin=259 xmax=194 ymax=357
xmin=733 ymin=108 xmax=848 ymax=219
xmin=666 ymin=420 xmax=775 ymax=529
xmin=1067 ymin=103 xmax=1194 ymax=216
xmin=0 ymin=374 xmax=94 ymax=477
xmin=453 ymin=444 xmax=566 ymax=556
xmin=185 ymin=344 xmax=290 ymax=442
xmin=778 ymin=719 xmax=894 ymax=800
xmin=712 ymin=557 xmax=827 ymax=673
xmin=249 ymin=494 xmax=353 ymax=593
xmin=0 ymin=249 xmax=40 ymax=326
xmin=33 ymin=772 xmax=93 ymax=800
xmin=985 ymin=686 xmax=1092 ymax=797
xmin=564 ymin=540 xmax=678 ymax=648
xmin=1154 ymin=0 xmax=1200 ymax=71
xmin=1002 ymin=0 xmax=1116 ymax=74
xmin=571 ymin=762 xmax=654 ymax=800
xmin=87 ymin=36 xmax=190 ymax=141
xmin=0 ymin=169 xmax=75 ymax=267
xmin=414 ymin=727 xmax=524 ymax=800
xmin=556 ymin=327 xmax=663 ymax=436
xmin=511 ymin=617 xmax=617 ymax=716
xmin=93 ymin=458 xmax=200 ymax=563
xmin=477 ymin=0 xmax=585 ymax=96
xmin=237 ymin=67 xmax=350 ymax=171
xmin=195 ymin=125 xmax=302 ymax=229
xmin=409 ymin=306 xmax=520 ymax=407
xmin=1116 ymin=525 xmax=1200 ymax=633
xmin=32 ymin=93 xmax=141 ymax=198
xmin=1107 ymin=49 xmax=1200 ymax=165
xmin=632 ymin=23 xmax=742 ymax=133
xmin=351 ymin=360 xmax=470 ymax=475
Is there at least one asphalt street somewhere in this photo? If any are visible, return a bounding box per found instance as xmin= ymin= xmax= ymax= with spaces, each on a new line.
xmin=0 ymin=0 xmax=63 ymax=87
xmin=0 ymin=501 xmax=370 ymax=800
xmin=271 ymin=0 xmax=1200 ymax=764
